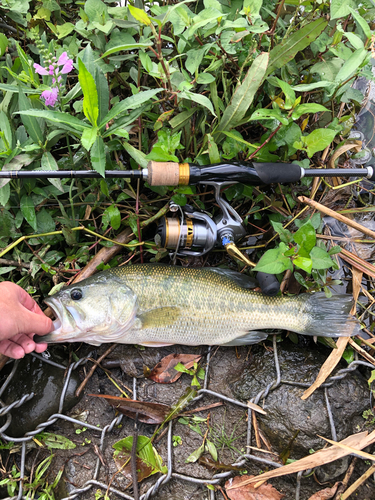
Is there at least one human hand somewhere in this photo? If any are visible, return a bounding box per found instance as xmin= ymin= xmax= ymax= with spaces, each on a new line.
xmin=0 ymin=282 xmax=53 ymax=359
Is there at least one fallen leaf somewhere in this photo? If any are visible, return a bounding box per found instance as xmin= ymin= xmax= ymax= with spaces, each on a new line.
xmin=307 ymin=482 xmax=340 ymax=500
xmin=147 ymin=353 xmax=202 ymax=383
xmin=89 ymin=394 xmax=170 ymax=424
xmin=226 ymin=430 xmax=375 ymax=490
xmin=225 ymin=475 xmax=285 ymax=499
xmin=113 ymin=435 xmax=167 ymax=482
xmin=302 ymin=336 xmax=349 ymax=399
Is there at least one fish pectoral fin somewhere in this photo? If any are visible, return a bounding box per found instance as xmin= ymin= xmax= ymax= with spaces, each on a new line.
xmin=222 ymin=330 xmax=272 ymax=346
xmin=137 ymin=306 xmax=181 ymax=329
xmin=138 ymin=341 xmax=175 ymax=347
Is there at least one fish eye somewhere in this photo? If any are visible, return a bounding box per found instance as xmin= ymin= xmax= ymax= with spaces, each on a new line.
xmin=70 ymin=289 xmax=83 ymax=301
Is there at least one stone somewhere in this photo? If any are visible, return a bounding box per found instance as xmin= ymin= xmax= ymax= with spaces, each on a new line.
xmin=231 ymin=341 xmax=370 ymax=463
xmin=0 ymin=350 xmax=82 ymax=438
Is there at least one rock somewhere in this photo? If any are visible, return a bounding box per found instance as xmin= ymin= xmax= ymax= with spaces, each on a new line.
xmin=0 ymin=350 xmax=82 ymax=438
xmin=231 ymin=341 xmax=370 ymax=465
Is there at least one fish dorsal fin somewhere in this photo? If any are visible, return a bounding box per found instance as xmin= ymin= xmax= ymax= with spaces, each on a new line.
xmin=207 ymin=268 xmax=257 ymax=289
xmin=137 ymin=306 xmax=181 ymax=329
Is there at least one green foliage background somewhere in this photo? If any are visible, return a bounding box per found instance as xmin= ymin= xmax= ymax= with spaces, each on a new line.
xmin=0 ymin=0 xmax=374 ymax=294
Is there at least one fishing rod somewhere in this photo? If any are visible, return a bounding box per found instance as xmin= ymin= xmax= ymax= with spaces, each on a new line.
xmin=1 ymin=161 xmax=374 ymax=185
xmin=3 ymin=160 xmax=373 ymax=295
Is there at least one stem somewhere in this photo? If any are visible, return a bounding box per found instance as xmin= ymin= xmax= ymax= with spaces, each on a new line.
xmin=247 ymin=122 xmax=283 ymax=160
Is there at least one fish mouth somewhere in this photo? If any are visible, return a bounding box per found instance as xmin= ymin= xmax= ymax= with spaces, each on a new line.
xmin=35 ymin=297 xmax=78 ymax=343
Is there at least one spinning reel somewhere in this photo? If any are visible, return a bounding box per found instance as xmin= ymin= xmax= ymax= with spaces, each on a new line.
xmin=156 ymin=181 xmax=280 ymax=296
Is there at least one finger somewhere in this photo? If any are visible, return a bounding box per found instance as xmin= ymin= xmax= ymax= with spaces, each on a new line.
xmin=33 ymin=338 xmax=48 ymax=353
xmin=20 ymin=311 xmax=53 ymax=336
xmin=15 ymin=285 xmax=39 ymax=312
xmin=0 ymin=339 xmax=26 ymax=359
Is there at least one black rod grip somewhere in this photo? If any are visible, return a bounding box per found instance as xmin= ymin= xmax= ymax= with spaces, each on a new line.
xmin=254 ymin=163 xmax=303 ymax=184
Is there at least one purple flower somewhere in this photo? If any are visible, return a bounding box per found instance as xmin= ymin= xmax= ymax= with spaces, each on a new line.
xmin=41 ymin=87 xmax=58 ymax=107
xmin=61 ymin=59 xmax=73 ymax=74
xmin=58 ymin=52 xmax=70 ymax=66
xmin=34 ymin=63 xmax=49 ymax=76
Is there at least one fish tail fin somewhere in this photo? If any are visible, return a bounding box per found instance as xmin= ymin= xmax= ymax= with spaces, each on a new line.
xmin=300 ymin=292 xmax=360 ymax=338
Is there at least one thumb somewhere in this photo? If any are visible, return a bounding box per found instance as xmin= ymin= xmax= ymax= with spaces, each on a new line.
xmin=21 ymin=311 xmax=54 ymax=336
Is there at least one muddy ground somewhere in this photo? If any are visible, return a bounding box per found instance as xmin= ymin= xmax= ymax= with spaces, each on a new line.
xmin=2 ymin=338 xmax=375 ymax=500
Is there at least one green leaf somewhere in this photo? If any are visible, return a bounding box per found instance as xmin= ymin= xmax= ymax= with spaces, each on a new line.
xmin=292 ymin=103 xmax=330 ymax=120
xmin=0 ymin=84 xmax=40 ymax=94
xmin=291 ymin=81 xmax=335 ymax=92
xmin=21 ymin=194 xmax=37 ymax=231
xmin=100 ymin=42 xmax=153 ymax=59
xmin=249 ymin=108 xmax=289 ymax=125
xmin=330 ymin=0 xmax=356 ymax=20
xmin=0 ymin=33 xmax=8 ymax=57
xmin=335 ymin=48 xmax=368 ymax=83
xmin=122 ymin=141 xmax=148 ymax=169
xmin=0 ymin=184 xmax=10 ymax=207
xmin=103 ymin=204 xmax=121 ymax=230
xmin=99 ymin=89 xmax=162 ymax=129
xmin=129 ymin=5 xmax=151 ymax=25
xmin=253 ymin=243 xmax=294 ymax=274
xmin=113 ymin=435 xmax=167 ymax=479
xmin=91 ymin=136 xmax=106 ymax=176
xmin=344 ymin=32 xmax=364 ymax=50
xmin=273 ymin=77 xmax=296 ymax=109
xmin=294 ymin=221 xmax=316 ymax=254
xmin=214 ymin=52 xmax=269 ymax=140
xmin=17 ymin=110 xmax=90 ymax=132
xmin=271 ymin=221 xmax=293 ymax=244
xmin=0 ymin=111 xmax=12 ymax=148
xmin=36 ymin=432 xmax=76 ymax=449
xmin=140 ymin=51 xmax=153 ymax=73
xmin=205 ymin=439 xmax=218 ymax=462
xmin=56 ymin=22 xmax=75 ymax=38
xmin=197 ymin=73 xmax=215 ymax=84
xmin=186 ymin=442 xmax=205 ymax=463
xmin=294 ymin=256 xmax=313 ymax=274
xmin=81 ymin=127 xmax=98 ymax=151
xmin=41 ymin=152 xmax=64 ymax=192
xmin=18 ymin=88 xmax=44 ymax=144
xmin=220 ymin=130 xmax=257 ymax=148
xmin=348 ymin=8 xmax=372 ymax=39
xmin=207 ymin=133 xmax=220 ymax=163
xmin=179 ymin=90 xmax=216 ymax=117
xmin=303 ymin=128 xmax=337 ymax=157
xmin=16 ymin=43 xmax=35 ymax=83
xmin=267 ymin=19 xmax=328 ymax=76
xmin=328 ymin=245 xmax=341 ymax=255
xmin=78 ymin=58 xmax=99 ymax=127
xmin=93 ymin=66 xmax=109 ymax=126
xmin=310 ymin=246 xmax=335 ymax=270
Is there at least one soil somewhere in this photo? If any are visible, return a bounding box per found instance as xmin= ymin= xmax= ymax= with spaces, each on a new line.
xmin=1 ymin=339 xmax=375 ymax=500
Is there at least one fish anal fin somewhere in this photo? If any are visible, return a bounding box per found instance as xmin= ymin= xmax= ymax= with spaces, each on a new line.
xmin=222 ymin=330 xmax=271 ymax=346
xmin=137 ymin=306 xmax=180 ymax=329
xmin=138 ymin=341 xmax=175 ymax=347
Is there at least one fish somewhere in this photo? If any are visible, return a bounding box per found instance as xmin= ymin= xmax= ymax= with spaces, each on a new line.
xmin=37 ymin=264 xmax=360 ymax=347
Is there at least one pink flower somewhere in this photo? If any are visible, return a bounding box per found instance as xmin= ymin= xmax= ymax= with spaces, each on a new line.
xmin=34 ymin=63 xmax=49 ymax=76
xmin=58 ymin=52 xmax=70 ymax=66
xmin=41 ymin=87 xmax=58 ymax=107
xmin=61 ymin=59 xmax=73 ymax=74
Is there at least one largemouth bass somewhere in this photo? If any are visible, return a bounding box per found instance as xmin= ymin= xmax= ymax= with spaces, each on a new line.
xmin=38 ymin=264 xmax=360 ymax=346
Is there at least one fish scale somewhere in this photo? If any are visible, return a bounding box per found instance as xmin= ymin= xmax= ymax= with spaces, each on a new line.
xmin=39 ymin=264 xmax=361 ymax=347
